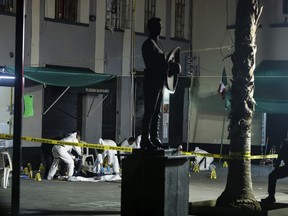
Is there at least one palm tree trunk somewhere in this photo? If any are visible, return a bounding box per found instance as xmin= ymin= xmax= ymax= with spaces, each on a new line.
xmin=216 ymin=0 xmax=262 ymax=210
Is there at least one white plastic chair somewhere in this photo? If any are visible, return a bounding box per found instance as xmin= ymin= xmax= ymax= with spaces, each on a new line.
xmin=81 ymin=147 xmax=95 ymax=166
xmin=0 ymin=151 xmax=12 ymax=189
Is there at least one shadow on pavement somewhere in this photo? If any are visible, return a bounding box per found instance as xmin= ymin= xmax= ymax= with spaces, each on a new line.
xmin=20 ymin=210 xmax=120 ymax=215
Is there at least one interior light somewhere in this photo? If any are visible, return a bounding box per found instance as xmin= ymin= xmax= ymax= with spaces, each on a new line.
xmin=0 ymin=76 xmax=15 ymax=79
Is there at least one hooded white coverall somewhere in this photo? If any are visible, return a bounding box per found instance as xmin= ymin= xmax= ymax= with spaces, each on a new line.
xmin=94 ymin=138 xmax=120 ymax=174
xmin=119 ymin=138 xmax=140 ymax=161
xmin=47 ymin=132 xmax=82 ymax=180
xmin=136 ymin=135 xmax=141 ymax=149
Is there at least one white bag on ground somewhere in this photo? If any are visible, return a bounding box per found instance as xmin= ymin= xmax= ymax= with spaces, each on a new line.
xmin=194 ymin=147 xmax=214 ymax=171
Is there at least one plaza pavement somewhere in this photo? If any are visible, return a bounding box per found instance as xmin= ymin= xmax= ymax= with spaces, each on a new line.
xmin=0 ymin=163 xmax=287 ymax=215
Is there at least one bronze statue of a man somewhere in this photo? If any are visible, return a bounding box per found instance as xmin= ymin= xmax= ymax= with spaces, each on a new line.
xmin=140 ymin=17 xmax=168 ymax=150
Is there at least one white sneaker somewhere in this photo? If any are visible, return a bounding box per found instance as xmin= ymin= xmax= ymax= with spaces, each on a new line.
xmin=68 ymin=176 xmax=76 ymax=181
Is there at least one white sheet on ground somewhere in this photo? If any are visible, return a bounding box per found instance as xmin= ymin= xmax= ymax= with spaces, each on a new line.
xmin=67 ymin=174 xmax=122 ymax=182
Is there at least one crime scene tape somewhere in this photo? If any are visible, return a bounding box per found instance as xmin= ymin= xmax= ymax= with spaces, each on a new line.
xmin=0 ymin=133 xmax=133 ymax=153
xmin=0 ymin=133 xmax=278 ymax=160
xmin=181 ymin=150 xmax=278 ymax=160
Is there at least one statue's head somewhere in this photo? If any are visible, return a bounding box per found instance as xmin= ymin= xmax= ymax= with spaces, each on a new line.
xmin=147 ymin=17 xmax=162 ymax=36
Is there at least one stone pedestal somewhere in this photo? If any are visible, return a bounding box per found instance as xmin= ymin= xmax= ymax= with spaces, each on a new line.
xmin=121 ymin=149 xmax=191 ymax=216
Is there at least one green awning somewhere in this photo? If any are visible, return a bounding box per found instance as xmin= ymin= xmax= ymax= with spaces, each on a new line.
xmin=5 ymin=66 xmax=115 ymax=87
xmin=254 ymin=60 xmax=288 ymax=114
xmin=197 ymin=60 xmax=288 ymax=115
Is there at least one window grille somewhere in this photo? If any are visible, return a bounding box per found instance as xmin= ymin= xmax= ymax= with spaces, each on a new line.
xmin=121 ymin=0 xmax=128 ymax=29
xmin=55 ymin=0 xmax=78 ymax=22
xmin=0 ymin=0 xmax=15 ymax=13
xmin=175 ymin=0 xmax=185 ymax=38
xmin=106 ymin=0 xmax=130 ymax=29
xmin=144 ymin=0 xmax=156 ymax=33
xmin=106 ymin=0 xmax=121 ymax=29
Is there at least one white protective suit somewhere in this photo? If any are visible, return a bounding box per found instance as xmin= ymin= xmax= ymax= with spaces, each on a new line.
xmin=119 ymin=138 xmax=140 ymax=161
xmin=136 ymin=135 xmax=141 ymax=149
xmin=194 ymin=147 xmax=214 ymax=171
xmin=120 ymin=139 xmax=138 ymax=149
xmin=94 ymin=138 xmax=120 ymax=174
xmin=47 ymin=132 xmax=82 ymax=180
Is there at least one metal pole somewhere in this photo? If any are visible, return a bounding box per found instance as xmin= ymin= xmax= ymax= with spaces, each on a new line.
xmin=42 ymin=86 xmax=70 ymax=116
xmin=186 ymin=0 xmax=193 ymax=151
xmin=130 ymin=0 xmax=136 ymax=137
xmin=86 ymin=95 xmax=108 ymax=117
xmin=186 ymin=80 xmax=194 ymax=152
xmin=9 ymin=87 xmax=14 ymax=135
xmin=219 ymin=108 xmax=226 ymax=167
xmin=186 ymin=88 xmax=190 ymax=151
xmin=12 ymin=0 xmax=25 ymax=214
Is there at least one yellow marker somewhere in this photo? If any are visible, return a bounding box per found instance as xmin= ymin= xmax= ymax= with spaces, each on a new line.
xmin=34 ymin=172 xmax=42 ymax=181
xmin=210 ymin=168 xmax=217 ymax=179
xmin=27 ymin=163 xmax=32 ymax=172
xmin=39 ymin=163 xmax=45 ymax=171
xmin=223 ymin=161 xmax=228 ymax=168
xmin=39 ymin=163 xmax=45 ymax=177
xmin=23 ymin=167 xmax=29 ymax=175
xmin=193 ymin=163 xmax=200 ymax=172
xmin=29 ymin=171 xmax=33 ymax=178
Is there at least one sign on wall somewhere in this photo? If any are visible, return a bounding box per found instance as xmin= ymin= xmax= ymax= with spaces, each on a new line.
xmin=23 ymin=95 xmax=34 ymax=117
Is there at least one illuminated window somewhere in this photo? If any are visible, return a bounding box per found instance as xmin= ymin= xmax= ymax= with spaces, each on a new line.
xmin=0 ymin=0 xmax=15 ymax=13
xmin=144 ymin=0 xmax=156 ymax=33
xmin=175 ymin=0 xmax=185 ymax=38
xmin=55 ymin=0 xmax=78 ymax=22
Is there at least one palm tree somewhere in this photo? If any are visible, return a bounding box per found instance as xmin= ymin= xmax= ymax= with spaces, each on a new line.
xmin=216 ymin=0 xmax=262 ymax=210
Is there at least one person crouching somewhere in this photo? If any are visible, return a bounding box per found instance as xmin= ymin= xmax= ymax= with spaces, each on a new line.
xmin=94 ymin=138 xmax=120 ymax=175
xmin=47 ymin=130 xmax=82 ymax=181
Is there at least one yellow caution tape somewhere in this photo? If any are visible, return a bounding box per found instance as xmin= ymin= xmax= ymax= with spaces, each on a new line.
xmin=182 ymin=151 xmax=220 ymax=158
xmin=0 ymin=133 xmax=279 ymax=159
xmin=250 ymin=154 xmax=278 ymax=160
xmin=0 ymin=134 xmax=133 ymax=153
xmin=180 ymin=150 xmax=278 ymax=160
